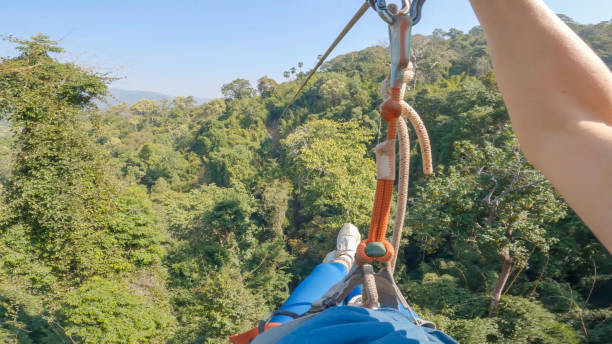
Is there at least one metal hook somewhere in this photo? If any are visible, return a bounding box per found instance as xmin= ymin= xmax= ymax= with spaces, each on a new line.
xmin=397 ymin=0 xmax=411 ymax=15
xmin=410 ymin=0 xmax=426 ymax=25
xmin=368 ymin=0 xmax=411 ymax=24
xmin=368 ymin=0 xmax=393 ymax=24
xmin=369 ymin=0 xmax=426 ymax=25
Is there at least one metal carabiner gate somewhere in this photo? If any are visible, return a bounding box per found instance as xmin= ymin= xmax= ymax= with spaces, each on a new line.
xmin=368 ymin=0 xmax=410 ymax=24
xmin=409 ymin=0 xmax=426 ymax=25
xmin=368 ymin=0 xmax=426 ymax=25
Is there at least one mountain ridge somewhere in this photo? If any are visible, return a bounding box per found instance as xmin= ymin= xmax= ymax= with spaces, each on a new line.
xmin=102 ymin=88 xmax=211 ymax=107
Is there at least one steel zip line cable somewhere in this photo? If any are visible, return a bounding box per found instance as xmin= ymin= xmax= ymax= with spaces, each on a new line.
xmin=279 ymin=1 xmax=370 ymax=118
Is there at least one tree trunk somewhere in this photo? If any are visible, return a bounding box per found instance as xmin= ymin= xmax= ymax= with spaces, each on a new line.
xmin=489 ymin=247 xmax=513 ymax=316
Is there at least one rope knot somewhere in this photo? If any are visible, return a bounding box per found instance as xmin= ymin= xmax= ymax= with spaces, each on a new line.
xmin=356 ymin=239 xmax=394 ymax=265
xmin=380 ymin=89 xmax=403 ymax=122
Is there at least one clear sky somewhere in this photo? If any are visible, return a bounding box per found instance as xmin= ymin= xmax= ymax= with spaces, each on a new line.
xmin=2 ymin=1 xmax=611 ymax=99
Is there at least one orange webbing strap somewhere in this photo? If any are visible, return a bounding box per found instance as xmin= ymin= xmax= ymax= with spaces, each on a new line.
xmin=370 ymin=179 xmax=394 ymax=242
xmin=229 ymin=323 xmax=282 ymax=344
xmin=356 ymin=88 xmax=404 ymax=266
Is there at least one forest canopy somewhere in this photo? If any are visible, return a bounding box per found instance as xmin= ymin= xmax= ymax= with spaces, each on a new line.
xmin=1 ymin=16 xmax=611 ymax=344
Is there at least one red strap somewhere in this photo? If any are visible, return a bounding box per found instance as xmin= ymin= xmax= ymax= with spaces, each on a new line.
xmin=229 ymin=323 xmax=282 ymax=344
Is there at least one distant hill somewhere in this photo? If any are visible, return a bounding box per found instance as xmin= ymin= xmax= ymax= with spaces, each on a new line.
xmin=99 ymin=88 xmax=210 ymax=108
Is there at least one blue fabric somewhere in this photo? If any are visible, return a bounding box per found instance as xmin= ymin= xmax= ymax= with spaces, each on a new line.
xmin=270 ymin=262 xmax=414 ymax=323
xmin=343 ymin=283 xmax=362 ymax=305
xmin=399 ymin=301 xmax=420 ymax=319
xmin=266 ymin=262 xmax=456 ymax=343
xmin=271 ymin=262 xmax=348 ymax=323
xmin=276 ymin=306 xmax=458 ymax=344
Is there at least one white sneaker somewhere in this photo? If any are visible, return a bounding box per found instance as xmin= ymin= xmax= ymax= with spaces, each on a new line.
xmin=323 ymin=223 xmax=361 ymax=267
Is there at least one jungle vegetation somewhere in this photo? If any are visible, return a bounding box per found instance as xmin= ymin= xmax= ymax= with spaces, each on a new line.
xmin=0 ymin=16 xmax=611 ymax=343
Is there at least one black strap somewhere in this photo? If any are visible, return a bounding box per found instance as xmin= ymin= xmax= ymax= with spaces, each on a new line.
xmin=258 ymin=310 xmax=301 ymax=334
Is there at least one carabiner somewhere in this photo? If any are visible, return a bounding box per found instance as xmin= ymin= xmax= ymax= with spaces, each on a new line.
xmin=369 ymin=0 xmax=426 ymax=26
xmin=368 ymin=0 xmax=411 ymax=24
xmin=368 ymin=0 xmax=393 ymax=24
xmin=409 ymin=0 xmax=427 ymax=25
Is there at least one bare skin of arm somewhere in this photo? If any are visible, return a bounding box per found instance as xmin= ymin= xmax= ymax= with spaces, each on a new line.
xmin=469 ymin=0 xmax=612 ymax=252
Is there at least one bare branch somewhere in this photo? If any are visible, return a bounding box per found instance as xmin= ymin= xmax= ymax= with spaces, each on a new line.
xmin=492 ymin=146 xmax=547 ymax=205
xmin=585 ymin=258 xmax=597 ymax=305
xmin=483 ymin=174 xmax=498 ymax=205
xmin=505 ymin=179 xmax=547 ymax=196
xmin=499 ymin=146 xmax=523 ymax=203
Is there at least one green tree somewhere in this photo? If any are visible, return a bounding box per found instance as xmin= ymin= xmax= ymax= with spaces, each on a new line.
xmin=0 ymin=20 xmax=609 ymax=342
xmin=282 ymin=119 xmax=376 ymax=268
xmin=0 ymin=34 xmax=118 ymax=279
xmin=408 ymin=128 xmax=567 ymax=314
xmin=259 ymin=179 xmax=292 ymax=233
xmin=0 ymin=35 xmax=175 ymax=343
xmin=169 ymin=265 xmax=266 ymax=344
xmin=0 ymin=131 xmax=11 ymax=186
xmin=158 ymin=184 xmax=291 ymax=341
xmin=256 ymin=76 xmax=277 ymax=96
xmin=108 ymin=186 xmax=167 ymax=267
xmin=221 ymin=78 xmax=256 ymax=100
xmin=59 ymin=277 xmax=174 ymax=344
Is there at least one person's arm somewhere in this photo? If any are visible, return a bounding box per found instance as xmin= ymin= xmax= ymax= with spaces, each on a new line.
xmin=469 ymin=0 xmax=612 ymax=251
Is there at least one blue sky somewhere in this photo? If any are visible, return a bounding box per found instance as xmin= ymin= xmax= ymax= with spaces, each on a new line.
xmin=2 ymin=1 xmax=611 ymax=99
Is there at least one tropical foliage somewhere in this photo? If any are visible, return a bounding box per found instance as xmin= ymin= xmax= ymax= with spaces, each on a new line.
xmin=0 ymin=16 xmax=611 ymax=343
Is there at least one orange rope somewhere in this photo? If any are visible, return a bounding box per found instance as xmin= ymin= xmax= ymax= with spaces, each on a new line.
xmin=387 ymin=118 xmax=398 ymax=141
xmin=368 ymin=180 xmax=385 ymax=234
xmin=356 ymin=75 xmax=434 ymax=266
xmin=357 ymin=88 xmax=404 ymax=265
xmin=376 ymin=180 xmax=394 ymax=242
